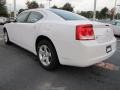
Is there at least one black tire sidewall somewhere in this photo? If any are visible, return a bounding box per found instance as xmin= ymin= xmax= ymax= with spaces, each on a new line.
xmin=37 ymin=40 xmax=59 ymax=70
xmin=4 ymin=31 xmax=11 ymax=44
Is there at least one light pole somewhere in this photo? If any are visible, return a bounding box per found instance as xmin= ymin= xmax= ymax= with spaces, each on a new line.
xmin=117 ymin=5 xmax=120 ymax=19
xmin=7 ymin=4 xmax=12 ymax=17
xmin=113 ymin=0 xmax=117 ymax=21
xmin=48 ymin=0 xmax=52 ymax=8
xmin=14 ymin=0 xmax=16 ymax=18
xmin=93 ymin=0 xmax=97 ymax=21
xmin=114 ymin=0 xmax=117 ymax=8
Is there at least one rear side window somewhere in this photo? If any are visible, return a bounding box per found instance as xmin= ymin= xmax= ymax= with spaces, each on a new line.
xmin=49 ymin=9 xmax=87 ymax=21
xmin=27 ymin=12 xmax=43 ymax=23
xmin=16 ymin=12 xmax=30 ymax=23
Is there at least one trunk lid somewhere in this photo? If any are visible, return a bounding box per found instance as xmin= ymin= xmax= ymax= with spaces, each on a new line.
xmin=92 ymin=22 xmax=114 ymax=43
xmin=68 ymin=20 xmax=114 ymax=43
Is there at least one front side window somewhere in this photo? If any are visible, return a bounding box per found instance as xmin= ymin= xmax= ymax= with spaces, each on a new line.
xmin=16 ymin=12 xmax=30 ymax=23
xmin=27 ymin=12 xmax=43 ymax=23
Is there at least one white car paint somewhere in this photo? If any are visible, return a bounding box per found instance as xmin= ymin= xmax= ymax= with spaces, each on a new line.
xmin=112 ymin=20 xmax=120 ymax=36
xmin=4 ymin=9 xmax=116 ymax=67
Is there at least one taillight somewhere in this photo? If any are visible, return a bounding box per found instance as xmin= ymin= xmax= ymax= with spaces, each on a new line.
xmin=76 ymin=24 xmax=95 ymax=40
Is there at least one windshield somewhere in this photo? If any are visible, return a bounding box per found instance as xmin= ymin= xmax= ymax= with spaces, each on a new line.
xmin=49 ymin=9 xmax=88 ymax=21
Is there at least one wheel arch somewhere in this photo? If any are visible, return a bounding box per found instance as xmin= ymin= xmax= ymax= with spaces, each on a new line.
xmin=3 ymin=27 xmax=7 ymax=32
xmin=35 ymin=35 xmax=59 ymax=59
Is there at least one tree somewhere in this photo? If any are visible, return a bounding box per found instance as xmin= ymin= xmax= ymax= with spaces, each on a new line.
xmin=110 ymin=8 xmax=116 ymax=20
xmin=39 ymin=3 xmax=44 ymax=8
xmin=86 ymin=11 xmax=93 ymax=18
xmin=115 ymin=13 xmax=120 ymax=19
xmin=99 ymin=7 xmax=109 ymax=19
xmin=0 ymin=0 xmax=6 ymax=6
xmin=77 ymin=7 xmax=112 ymax=20
xmin=10 ymin=12 xmax=14 ymax=17
xmin=0 ymin=0 xmax=8 ymax=17
xmin=26 ymin=1 xmax=39 ymax=9
xmin=96 ymin=11 xmax=100 ymax=19
xmin=52 ymin=5 xmax=58 ymax=9
xmin=61 ymin=3 xmax=73 ymax=12
xmin=78 ymin=11 xmax=93 ymax=19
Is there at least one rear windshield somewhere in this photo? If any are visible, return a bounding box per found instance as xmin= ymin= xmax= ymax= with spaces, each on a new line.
xmin=49 ymin=9 xmax=88 ymax=21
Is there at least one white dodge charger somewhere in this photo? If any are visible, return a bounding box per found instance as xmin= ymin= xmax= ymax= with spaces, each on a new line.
xmin=3 ymin=9 xmax=116 ymax=70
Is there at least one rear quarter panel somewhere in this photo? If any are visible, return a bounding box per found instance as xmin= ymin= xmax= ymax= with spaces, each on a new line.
xmin=35 ymin=21 xmax=77 ymax=64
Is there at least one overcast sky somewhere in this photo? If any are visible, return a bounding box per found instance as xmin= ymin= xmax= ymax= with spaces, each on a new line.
xmin=6 ymin=0 xmax=120 ymax=12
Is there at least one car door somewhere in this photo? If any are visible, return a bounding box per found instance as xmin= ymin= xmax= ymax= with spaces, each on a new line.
xmin=18 ymin=11 xmax=43 ymax=52
xmin=7 ymin=11 xmax=30 ymax=44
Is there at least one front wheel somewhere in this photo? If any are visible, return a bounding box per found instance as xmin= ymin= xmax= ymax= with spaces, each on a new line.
xmin=3 ymin=31 xmax=11 ymax=44
xmin=37 ymin=40 xmax=59 ymax=70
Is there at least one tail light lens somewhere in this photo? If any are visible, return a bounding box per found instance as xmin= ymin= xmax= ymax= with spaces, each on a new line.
xmin=76 ymin=24 xmax=95 ymax=40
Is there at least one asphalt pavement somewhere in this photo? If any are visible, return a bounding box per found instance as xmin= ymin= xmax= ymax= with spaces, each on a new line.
xmin=0 ymin=25 xmax=120 ymax=90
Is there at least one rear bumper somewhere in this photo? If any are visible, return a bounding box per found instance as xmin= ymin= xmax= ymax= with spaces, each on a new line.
xmin=79 ymin=49 xmax=116 ymax=67
xmin=60 ymin=38 xmax=116 ymax=67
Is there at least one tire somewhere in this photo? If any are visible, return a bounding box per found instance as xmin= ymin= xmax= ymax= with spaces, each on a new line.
xmin=3 ymin=30 xmax=11 ymax=44
xmin=37 ymin=39 xmax=59 ymax=70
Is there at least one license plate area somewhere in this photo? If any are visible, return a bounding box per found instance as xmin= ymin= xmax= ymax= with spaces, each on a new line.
xmin=106 ymin=45 xmax=112 ymax=53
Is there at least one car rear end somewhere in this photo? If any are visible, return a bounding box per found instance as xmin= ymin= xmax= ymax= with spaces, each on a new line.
xmin=69 ymin=22 xmax=116 ymax=67
xmin=47 ymin=9 xmax=116 ymax=67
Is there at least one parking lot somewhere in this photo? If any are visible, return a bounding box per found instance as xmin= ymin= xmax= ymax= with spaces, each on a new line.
xmin=0 ymin=25 xmax=120 ymax=90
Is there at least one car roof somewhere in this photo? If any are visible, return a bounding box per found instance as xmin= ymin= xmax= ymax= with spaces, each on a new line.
xmin=22 ymin=8 xmax=71 ymax=14
xmin=21 ymin=8 xmax=47 ymax=13
xmin=23 ymin=8 xmax=54 ymax=12
xmin=21 ymin=8 xmax=67 ymax=21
